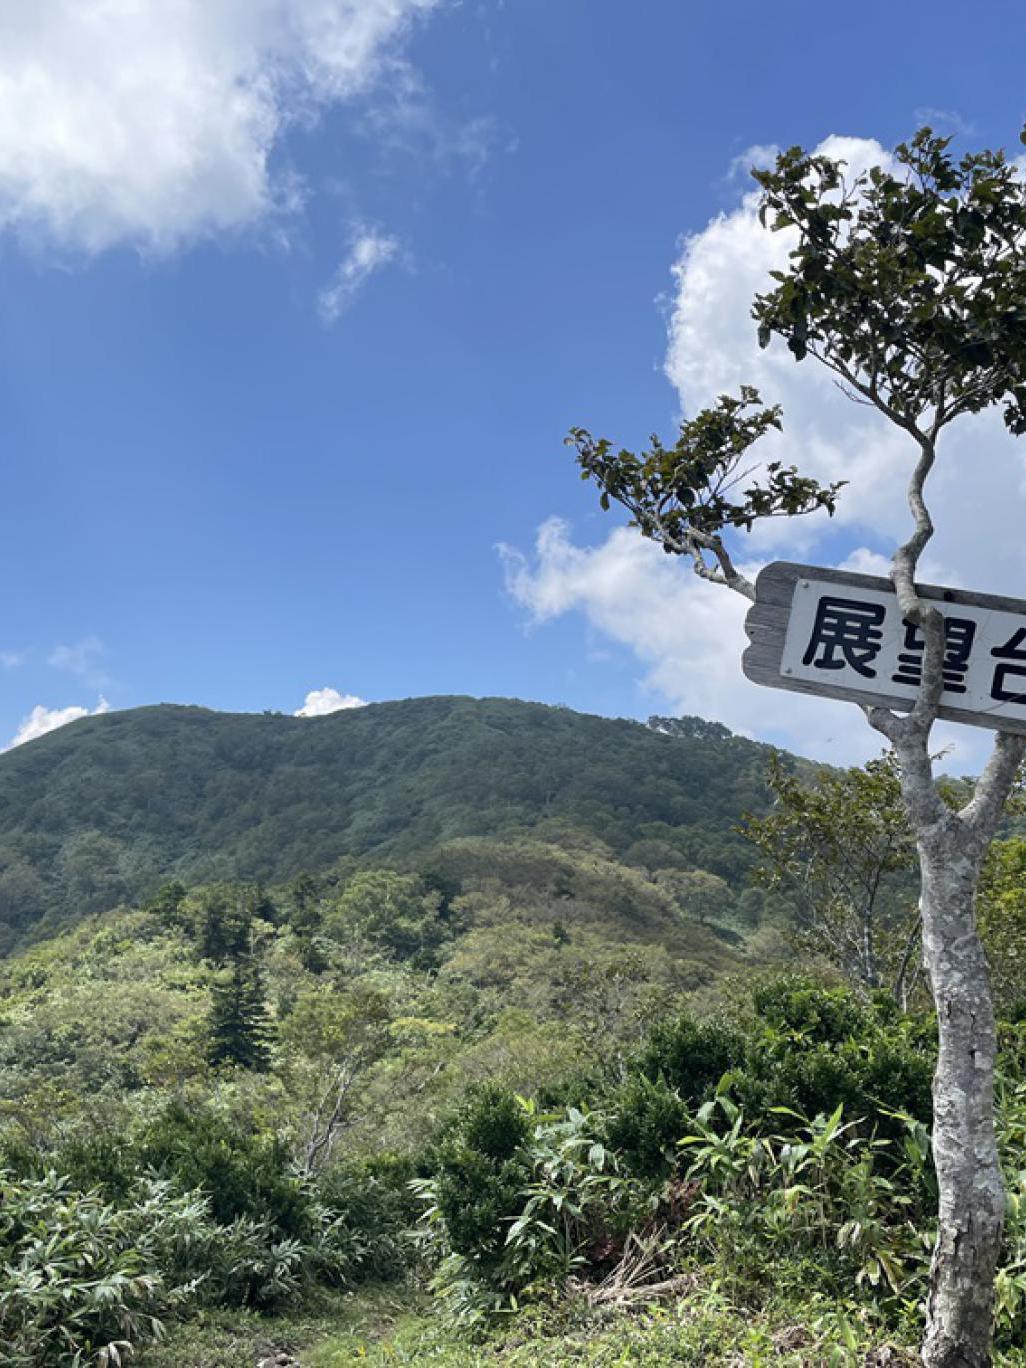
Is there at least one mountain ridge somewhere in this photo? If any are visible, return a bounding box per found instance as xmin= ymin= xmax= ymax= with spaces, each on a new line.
xmin=0 ymin=694 xmax=781 ymax=947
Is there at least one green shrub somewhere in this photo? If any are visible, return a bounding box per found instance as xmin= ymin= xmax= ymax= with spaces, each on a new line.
xmin=425 ymin=1086 xmax=533 ymax=1272
xmin=313 ymin=1154 xmax=420 ymax=1283
xmin=678 ymin=1098 xmax=933 ymax=1309
xmin=37 ymin=1132 xmax=137 ymax=1200
xmin=417 ymin=1103 xmax=657 ymax=1325
xmin=133 ymin=1102 xmax=310 ymax=1236
xmin=636 ymin=1012 xmax=745 ymax=1103
xmin=457 ymin=1084 xmax=532 ymax=1161
xmin=0 ymin=1166 xmax=358 ymax=1364
xmin=860 ymin=1033 xmax=933 ymax=1124
xmin=0 ymin=1173 xmax=201 ymax=1365
xmin=769 ymin=1041 xmax=866 ymax=1121
xmin=603 ymin=1074 xmax=690 ymax=1178
xmin=432 ymin=1145 xmax=528 ymax=1271
xmin=121 ymin=1177 xmax=305 ymax=1309
xmin=751 ymin=977 xmax=868 ymax=1043
xmin=500 ymin=1105 xmax=652 ymax=1286
xmin=737 ymin=979 xmax=934 ymax=1134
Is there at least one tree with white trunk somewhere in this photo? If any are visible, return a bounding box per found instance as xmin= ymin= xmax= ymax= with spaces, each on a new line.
xmin=568 ymin=127 xmax=1026 ymax=1366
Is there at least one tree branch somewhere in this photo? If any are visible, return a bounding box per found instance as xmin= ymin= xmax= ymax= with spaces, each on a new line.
xmin=643 ymin=508 xmax=757 ymax=602
xmin=959 ymin=731 xmax=1026 ymax=849
xmin=893 ymin=911 xmax=923 ymax=1011
xmin=694 ymin=531 xmax=756 ymax=601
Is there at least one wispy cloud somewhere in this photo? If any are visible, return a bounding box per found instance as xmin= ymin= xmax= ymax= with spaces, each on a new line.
xmin=318 ymin=227 xmax=400 ymax=323
xmin=295 ymin=687 xmax=367 ymax=717
xmin=913 ymin=107 xmax=976 ymax=137
xmin=0 ymin=650 xmax=26 ymax=668
xmin=49 ymin=636 xmax=108 ymax=687
xmin=7 ymin=696 xmax=110 ymax=750
xmin=359 ymin=72 xmax=506 ymax=181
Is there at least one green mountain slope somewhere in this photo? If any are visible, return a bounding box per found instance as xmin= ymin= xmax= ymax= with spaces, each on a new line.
xmin=0 ymin=695 xmax=780 ymax=945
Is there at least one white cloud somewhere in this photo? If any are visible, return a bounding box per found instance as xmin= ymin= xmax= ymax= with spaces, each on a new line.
xmin=913 ymin=107 xmax=975 ymax=137
xmin=0 ymin=0 xmax=439 ymax=254
xmin=295 ymin=687 xmax=367 ymax=717
xmin=318 ymin=228 xmax=400 ymax=322
xmin=726 ymin=142 xmax=780 ymax=184
xmin=502 ymin=519 xmax=886 ymax=765
xmin=357 ymin=63 xmax=505 ymax=179
xmin=0 ymin=650 xmax=26 ymax=668
xmin=8 ymin=695 xmax=110 ymax=749
xmin=49 ymin=635 xmax=109 ymax=688
xmin=506 ymin=134 xmax=1026 ymax=772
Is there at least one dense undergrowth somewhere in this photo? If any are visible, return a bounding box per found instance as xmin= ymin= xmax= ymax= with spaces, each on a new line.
xmin=0 ymin=838 xmax=755 ymax=1364
xmin=1 ymin=814 xmax=1024 ymax=1364
xmin=5 ymin=950 xmax=1026 ymax=1363
xmin=408 ymin=990 xmax=1026 ymax=1358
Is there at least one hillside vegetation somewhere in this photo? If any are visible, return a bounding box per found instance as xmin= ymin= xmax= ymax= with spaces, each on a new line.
xmin=4 ymin=857 xmax=1026 ymax=1365
xmin=0 ymin=804 xmax=774 ymax=1364
xmin=0 ymin=696 xmax=778 ymax=946
xmin=6 ymin=699 xmax=1025 ymax=1364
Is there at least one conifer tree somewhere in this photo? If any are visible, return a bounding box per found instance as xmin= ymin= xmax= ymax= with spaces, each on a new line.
xmin=208 ymin=955 xmax=273 ymax=1071
xmin=199 ymin=884 xmax=256 ymax=964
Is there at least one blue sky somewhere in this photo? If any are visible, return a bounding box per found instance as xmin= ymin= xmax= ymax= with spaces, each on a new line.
xmin=2 ymin=0 xmax=1026 ymax=765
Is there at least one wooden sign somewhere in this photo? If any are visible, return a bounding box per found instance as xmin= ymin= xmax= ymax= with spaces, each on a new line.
xmin=742 ymin=561 xmax=1026 ymax=738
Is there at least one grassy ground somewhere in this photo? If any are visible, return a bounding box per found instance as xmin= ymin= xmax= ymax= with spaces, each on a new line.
xmin=144 ymin=1283 xmax=922 ymax=1368
xmin=302 ymin=1300 xmax=915 ymax=1367
xmin=134 ymin=1290 xmax=359 ymax=1368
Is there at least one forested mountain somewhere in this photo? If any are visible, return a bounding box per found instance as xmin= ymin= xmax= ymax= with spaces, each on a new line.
xmin=0 ymin=695 xmax=783 ymax=945
xmin=5 ymin=697 xmax=1026 ymax=1365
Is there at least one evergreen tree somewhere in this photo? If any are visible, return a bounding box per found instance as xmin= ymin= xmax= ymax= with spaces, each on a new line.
xmin=285 ymin=872 xmax=329 ymax=971
xmin=143 ymin=879 xmax=188 ymax=930
xmin=286 ymin=872 xmax=320 ymax=936
xmin=208 ymin=956 xmax=273 ymax=1071
xmin=198 ymin=884 xmax=255 ymax=964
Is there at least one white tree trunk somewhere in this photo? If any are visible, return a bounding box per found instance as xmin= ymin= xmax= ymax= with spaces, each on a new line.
xmin=882 ymin=726 xmax=1025 ymax=1367
xmin=861 ymin=416 xmax=1026 ymax=1365
xmin=688 ymin=400 xmax=1025 ymax=1361
xmin=918 ymin=825 xmax=1004 ymax=1367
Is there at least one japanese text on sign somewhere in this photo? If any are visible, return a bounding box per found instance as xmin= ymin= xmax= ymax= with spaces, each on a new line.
xmin=781 ymin=578 xmax=1026 ymax=721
